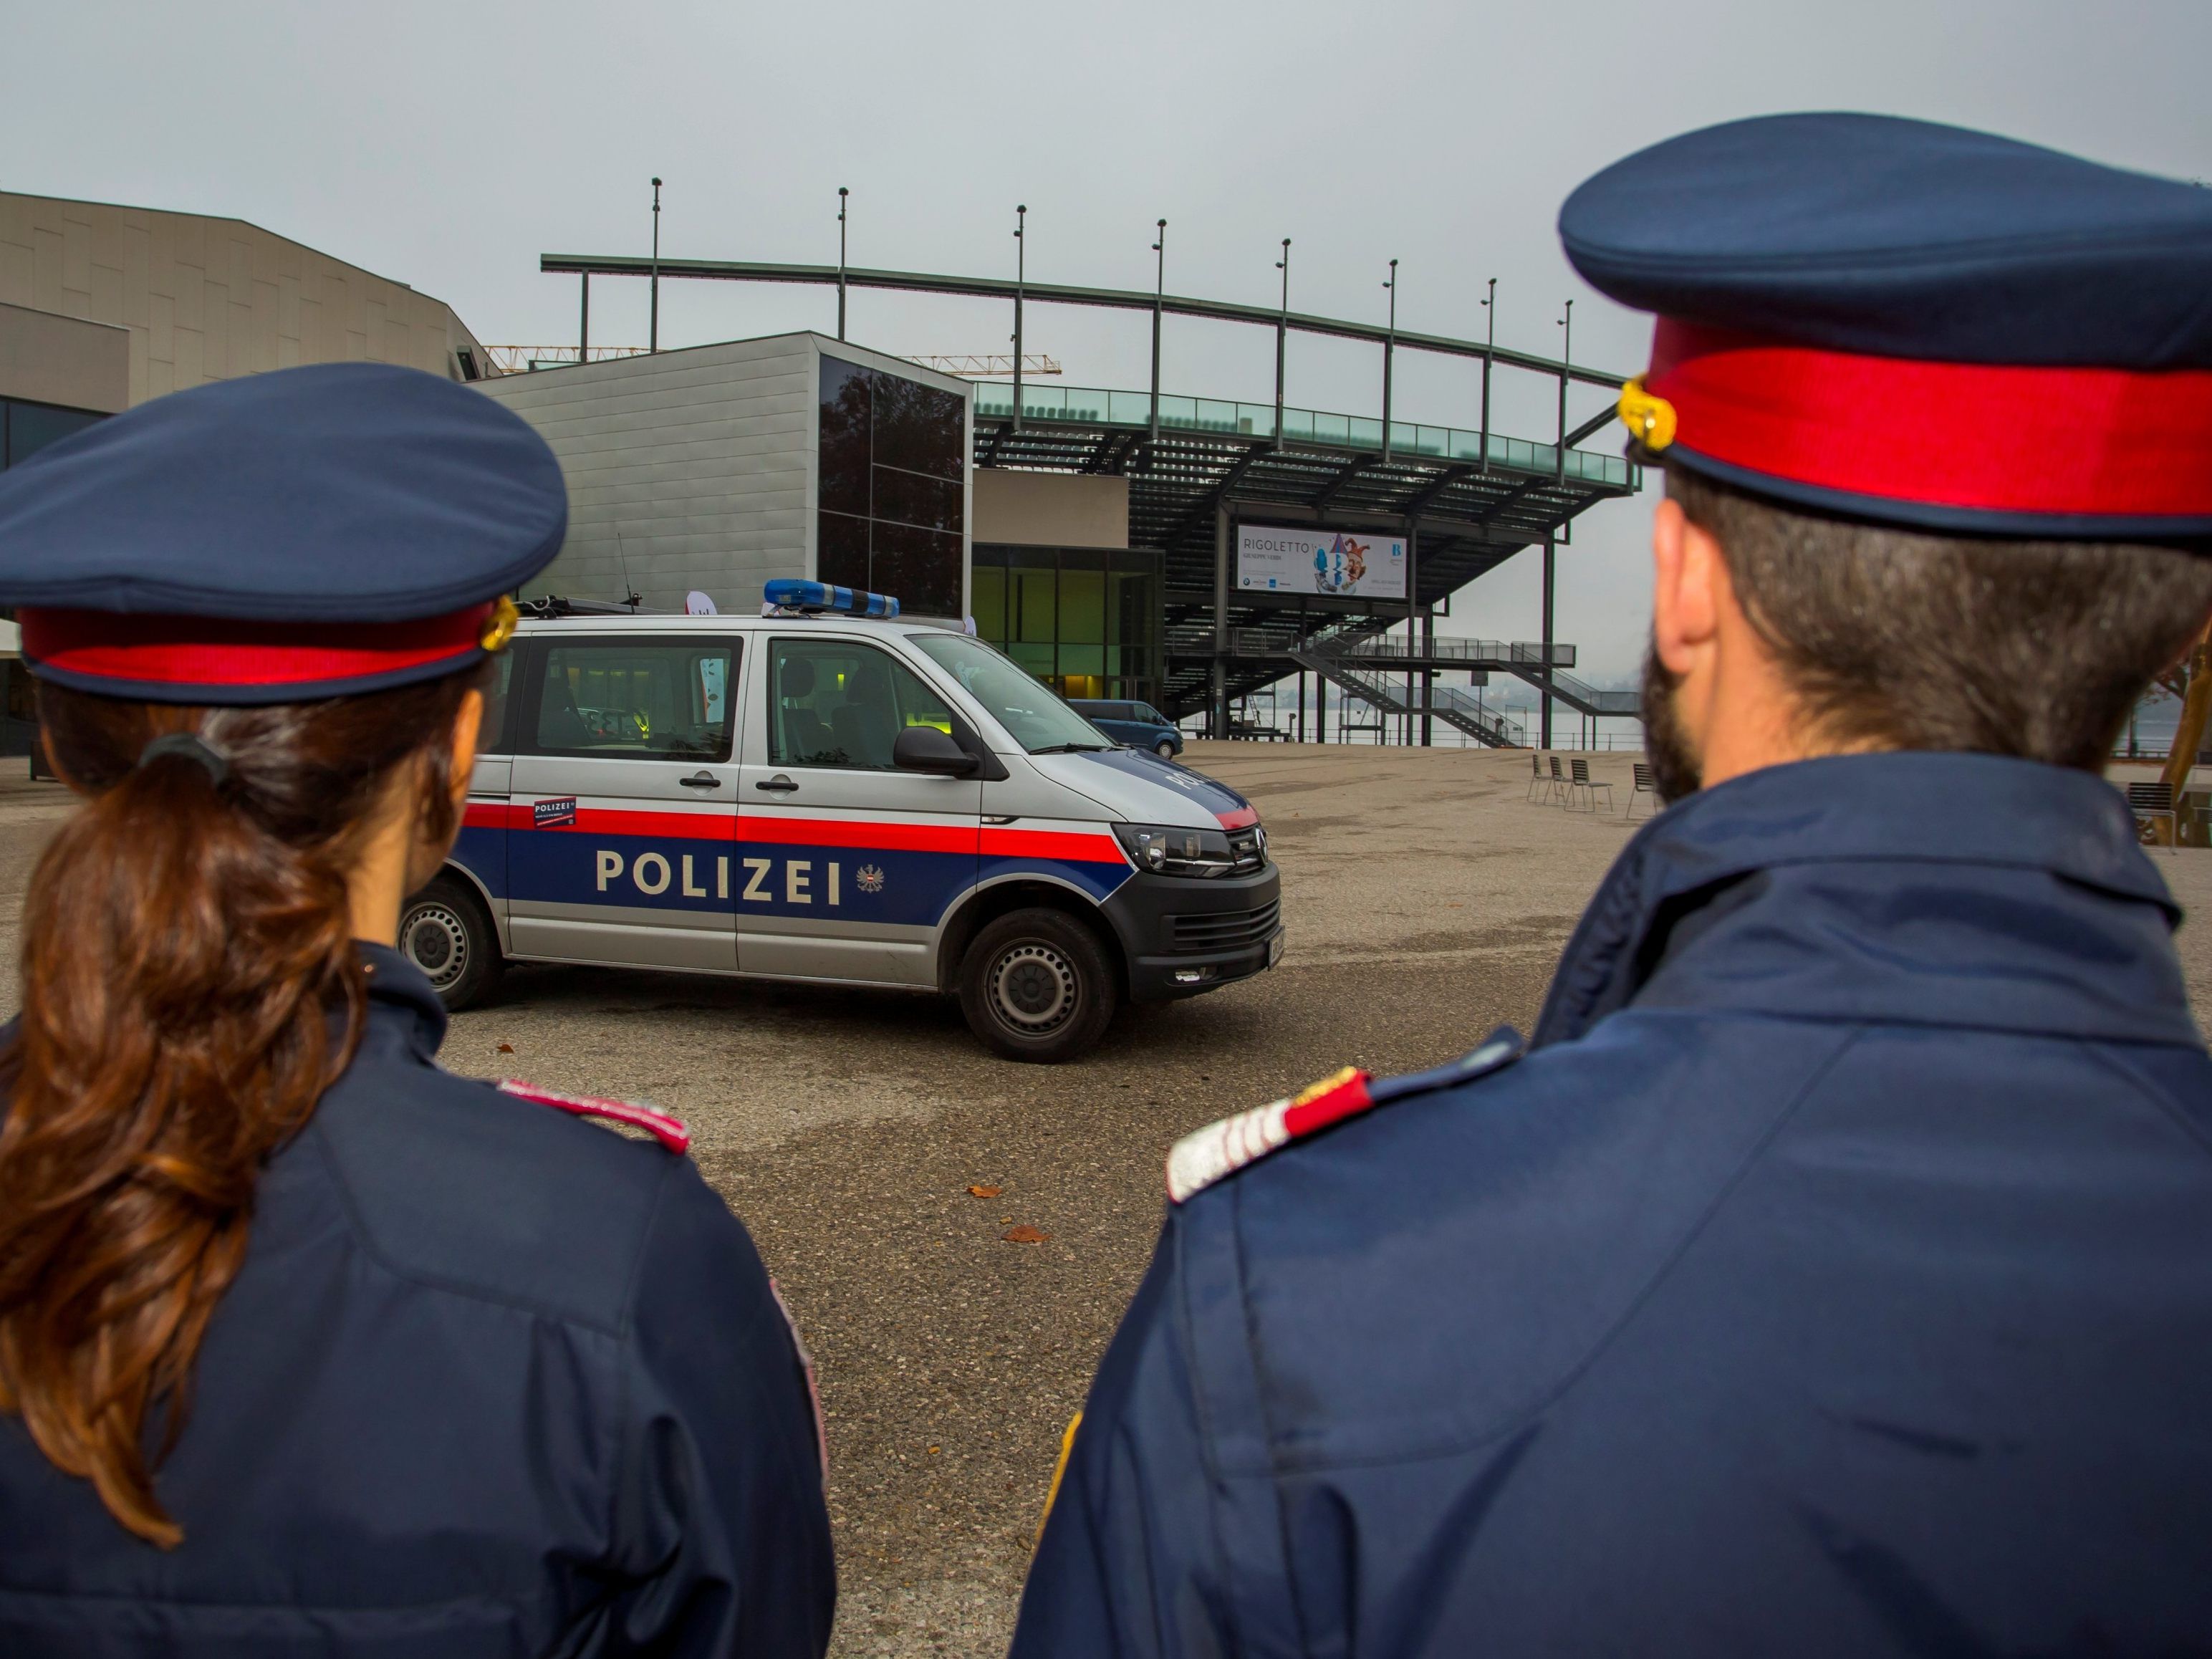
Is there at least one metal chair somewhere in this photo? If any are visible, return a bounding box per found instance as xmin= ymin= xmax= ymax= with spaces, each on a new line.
xmin=1546 ymin=754 xmax=1568 ymax=805
xmin=2127 ymin=780 xmax=2179 ymax=854
xmin=1526 ymin=751 xmax=1549 ymax=802
xmin=1569 ymin=756 xmax=1613 ymax=812
xmin=1624 ymin=761 xmax=1660 ymax=819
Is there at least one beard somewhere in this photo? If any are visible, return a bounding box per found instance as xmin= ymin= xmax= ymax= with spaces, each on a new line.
xmin=1640 ymin=636 xmax=1702 ymax=804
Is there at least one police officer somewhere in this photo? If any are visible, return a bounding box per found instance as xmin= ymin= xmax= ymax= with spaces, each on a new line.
xmin=1011 ymin=115 xmax=2212 ymax=1655
xmin=0 ymin=365 xmax=834 ymax=1655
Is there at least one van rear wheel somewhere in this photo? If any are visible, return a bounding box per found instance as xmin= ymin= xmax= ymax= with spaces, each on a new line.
xmin=398 ymin=874 xmax=503 ymax=1011
xmin=958 ymin=908 xmax=1119 ymax=1064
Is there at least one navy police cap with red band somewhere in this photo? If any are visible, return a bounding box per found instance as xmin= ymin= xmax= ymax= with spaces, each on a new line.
xmin=0 ymin=362 xmax=566 ymax=703
xmin=1559 ymin=112 xmax=2212 ymax=539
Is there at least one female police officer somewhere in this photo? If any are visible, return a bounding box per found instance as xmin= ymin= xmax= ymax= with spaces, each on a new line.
xmin=0 ymin=364 xmax=834 ymax=1655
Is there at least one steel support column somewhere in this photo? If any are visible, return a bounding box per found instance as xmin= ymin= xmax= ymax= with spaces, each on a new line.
xmin=1213 ymin=505 xmax=1231 ymax=739
xmin=579 ymin=273 xmax=589 ymax=360
xmin=1541 ymin=533 xmax=1556 ymax=750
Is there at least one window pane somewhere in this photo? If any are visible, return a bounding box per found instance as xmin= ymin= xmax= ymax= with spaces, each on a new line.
xmin=870 ymin=372 xmax=964 ymax=481
xmin=970 ymin=564 xmax=1006 ymax=642
xmin=818 ymin=356 xmax=872 ymax=516
xmin=769 ymin=638 xmax=946 ymax=770
xmin=3 ymin=400 xmax=103 ymax=470
xmin=871 ymin=465 xmax=961 ymax=534
xmin=869 ymin=520 xmax=962 ymax=619
xmin=818 ymin=509 xmax=869 ymax=591
xmin=534 ymin=640 xmax=736 ymax=760
xmin=481 ymin=649 xmax=516 ymax=752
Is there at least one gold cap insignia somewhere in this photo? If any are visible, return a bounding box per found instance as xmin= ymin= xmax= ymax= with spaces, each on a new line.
xmin=1617 ymin=377 xmax=1678 ymax=452
xmin=479 ymin=595 xmax=520 ymax=653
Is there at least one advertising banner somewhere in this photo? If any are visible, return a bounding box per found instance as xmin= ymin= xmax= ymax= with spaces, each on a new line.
xmin=1236 ymin=524 xmax=1408 ymax=600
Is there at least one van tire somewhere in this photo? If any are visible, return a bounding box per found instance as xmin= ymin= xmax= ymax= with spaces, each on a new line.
xmin=958 ymin=908 xmax=1119 ymax=1063
xmin=1154 ymin=739 xmax=1176 ymax=760
xmin=398 ymin=874 xmax=504 ymax=1011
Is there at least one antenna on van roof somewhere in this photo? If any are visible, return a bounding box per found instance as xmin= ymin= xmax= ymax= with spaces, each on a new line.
xmin=611 ymin=529 xmax=644 ymax=611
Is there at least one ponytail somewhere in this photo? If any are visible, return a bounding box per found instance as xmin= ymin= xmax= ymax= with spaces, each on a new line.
xmin=0 ymin=671 xmax=477 ymax=1544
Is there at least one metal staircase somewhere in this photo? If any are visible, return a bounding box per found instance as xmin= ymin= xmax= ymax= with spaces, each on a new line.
xmin=1289 ymin=645 xmax=1526 ymax=749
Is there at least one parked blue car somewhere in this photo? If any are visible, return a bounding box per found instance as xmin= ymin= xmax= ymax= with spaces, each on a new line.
xmin=1068 ymin=698 xmax=1184 ymax=760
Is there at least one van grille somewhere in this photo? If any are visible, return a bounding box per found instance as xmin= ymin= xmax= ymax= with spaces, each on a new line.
xmin=1169 ymin=898 xmax=1281 ymax=953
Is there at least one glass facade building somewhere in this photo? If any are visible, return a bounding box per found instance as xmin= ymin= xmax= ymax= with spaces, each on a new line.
xmin=971 ymin=544 xmax=1162 ymax=704
xmin=817 ymin=354 xmax=967 ymax=617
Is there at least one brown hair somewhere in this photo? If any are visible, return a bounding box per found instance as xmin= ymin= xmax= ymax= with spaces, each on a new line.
xmin=0 ymin=670 xmax=478 ymax=1545
xmin=1669 ymin=467 xmax=2212 ymax=770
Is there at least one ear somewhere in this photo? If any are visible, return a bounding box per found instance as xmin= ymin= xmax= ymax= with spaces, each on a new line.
xmin=1651 ymin=496 xmax=1724 ymax=678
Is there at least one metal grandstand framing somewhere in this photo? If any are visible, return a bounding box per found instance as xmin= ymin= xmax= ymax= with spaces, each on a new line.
xmin=538 ymin=252 xmax=1640 ymax=741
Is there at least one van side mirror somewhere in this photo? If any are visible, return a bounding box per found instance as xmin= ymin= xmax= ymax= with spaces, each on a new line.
xmin=893 ymin=725 xmax=979 ymax=776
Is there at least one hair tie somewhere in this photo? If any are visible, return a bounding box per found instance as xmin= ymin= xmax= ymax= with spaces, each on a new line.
xmin=137 ymin=732 xmax=231 ymax=785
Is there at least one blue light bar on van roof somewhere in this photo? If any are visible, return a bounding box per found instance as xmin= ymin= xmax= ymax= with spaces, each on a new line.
xmin=763 ymin=579 xmax=900 ymax=619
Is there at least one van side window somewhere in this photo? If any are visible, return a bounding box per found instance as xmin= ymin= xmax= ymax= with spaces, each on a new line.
xmin=479 ymin=648 xmax=516 ymax=754
xmin=770 ymin=638 xmax=955 ymax=771
xmin=529 ymin=639 xmax=737 ymax=761
xmin=1135 ymin=703 xmax=1166 ymax=725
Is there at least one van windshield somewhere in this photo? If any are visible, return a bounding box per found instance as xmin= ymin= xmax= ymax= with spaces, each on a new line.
xmin=909 ymin=634 xmax=1114 ymax=754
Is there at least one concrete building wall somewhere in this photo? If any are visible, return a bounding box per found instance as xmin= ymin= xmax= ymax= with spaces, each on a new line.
xmin=0 ymin=302 xmax=130 ymax=413
xmin=476 ymin=335 xmax=818 ymax=613
xmin=973 ymin=469 xmax=1128 ymax=548
xmin=0 ymin=193 xmax=491 ymax=407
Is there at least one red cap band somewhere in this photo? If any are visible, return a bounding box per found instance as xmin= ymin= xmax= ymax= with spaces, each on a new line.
xmin=19 ymin=604 xmax=494 ymax=693
xmin=1648 ymin=319 xmax=2212 ymax=522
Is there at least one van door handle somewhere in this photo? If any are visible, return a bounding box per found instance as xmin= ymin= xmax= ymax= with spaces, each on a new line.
xmin=679 ymin=771 xmax=722 ymax=789
xmin=756 ymin=774 xmax=799 ymax=793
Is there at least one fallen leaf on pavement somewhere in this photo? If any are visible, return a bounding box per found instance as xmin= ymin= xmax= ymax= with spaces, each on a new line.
xmin=967 ymin=1184 xmax=1001 ymax=1198
xmin=496 ymin=1042 xmax=515 ymax=1054
xmin=1003 ymin=1225 xmax=1050 ymax=1244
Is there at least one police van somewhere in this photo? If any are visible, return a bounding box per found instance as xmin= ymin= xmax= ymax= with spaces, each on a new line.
xmin=399 ymin=581 xmax=1283 ymax=1062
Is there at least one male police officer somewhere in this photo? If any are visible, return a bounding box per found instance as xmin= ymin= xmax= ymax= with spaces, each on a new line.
xmin=1009 ymin=115 xmax=2212 ymax=1655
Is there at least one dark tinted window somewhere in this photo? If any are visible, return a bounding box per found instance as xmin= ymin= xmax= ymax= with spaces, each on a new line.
xmin=817 ymin=355 xmax=966 ymax=617
xmin=1 ymin=398 xmax=104 ymax=471
xmin=872 ymin=373 xmax=964 ymax=481
xmin=818 ymin=509 xmax=869 ymax=591
xmin=818 ymin=356 xmax=871 ymax=516
xmin=530 ymin=638 xmax=737 ymax=761
xmin=871 ymin=521 xmax=963 ymax=618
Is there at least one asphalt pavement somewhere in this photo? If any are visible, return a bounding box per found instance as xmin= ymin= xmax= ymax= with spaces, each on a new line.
xmin=2 ymin=745 xmax=2209 ymax=1656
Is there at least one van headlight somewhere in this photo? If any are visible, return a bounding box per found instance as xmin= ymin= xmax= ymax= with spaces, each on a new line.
xmin=1113 ymin=822 xmax=1236 ymax=877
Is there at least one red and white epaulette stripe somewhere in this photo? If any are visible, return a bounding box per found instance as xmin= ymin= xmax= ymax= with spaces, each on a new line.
xmin=1165 ymin=1065 xmax=1375 ymax=1204
xmin=497 ymin=1079 xmax=692 ymax=1154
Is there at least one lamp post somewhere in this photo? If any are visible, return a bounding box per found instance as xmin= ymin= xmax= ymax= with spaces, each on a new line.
xmin=1478 ymin=276 xmax=1496 ymax=472
xmin=837 ymin=186 xmax=849 ymax=341
xmin=649 ymin=177 xmax=663 ymax=355
xmin=1150 ymin=218 xmax=1165 ymax=443
xmin=1554 ymin=298 xmax=1572 ymax=483
xmin=1382 ymin=258 xmax=1398 ymax=463
xmin=1274 ymin=239 xmax=1290 ymax=443
xmin=1012 ymin=205 xmax=1026 ymax=435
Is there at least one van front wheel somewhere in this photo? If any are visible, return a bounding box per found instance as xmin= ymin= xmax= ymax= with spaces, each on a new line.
xmin=398 ymin=875 xmax=504 ymax=1011
xmin=958 ymin=908 xmax=1119 ymax=1063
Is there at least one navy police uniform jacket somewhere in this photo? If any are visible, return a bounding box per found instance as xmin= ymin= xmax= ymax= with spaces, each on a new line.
xmin=1011 ymin=753 xmax=2212 ymax=1656
xmin=0 ymin=944 xmax=835 ymax=1658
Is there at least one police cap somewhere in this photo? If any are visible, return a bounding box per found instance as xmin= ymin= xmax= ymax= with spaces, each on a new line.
xmin=0 ymin=362 xmax=566 ymax=703
xmin=1560 ymin=112 xmax=2212 ymax=539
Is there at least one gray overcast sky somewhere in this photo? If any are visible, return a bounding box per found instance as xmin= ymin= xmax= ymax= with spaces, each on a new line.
xmin=8 ymin=0 xmax=2209 ymax=683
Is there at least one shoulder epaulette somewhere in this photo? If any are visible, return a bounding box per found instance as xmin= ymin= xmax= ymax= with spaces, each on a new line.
xmin=1164 ymin=1027 xmax=1524 ymax=1204
xmin=496 ymin=1079 xmax=692 ymax=1154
